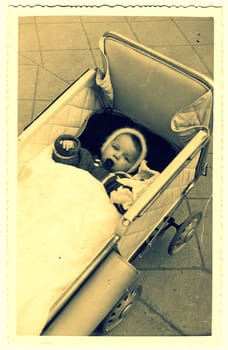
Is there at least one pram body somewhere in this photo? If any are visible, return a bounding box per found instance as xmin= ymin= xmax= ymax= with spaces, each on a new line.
xmin=17 ymin=31 xmax=213 ymax=336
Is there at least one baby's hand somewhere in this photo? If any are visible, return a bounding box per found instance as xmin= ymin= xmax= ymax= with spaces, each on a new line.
xmin=60 ymin=140 xmax=75 ymax=151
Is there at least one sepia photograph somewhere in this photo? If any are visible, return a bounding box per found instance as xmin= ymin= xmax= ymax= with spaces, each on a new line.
xmin=1 ymin=1 xmax=226 ymax=349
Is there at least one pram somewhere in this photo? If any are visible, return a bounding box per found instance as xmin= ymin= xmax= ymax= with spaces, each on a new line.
xmin=17 ymin=31 xmax=213 ymax=336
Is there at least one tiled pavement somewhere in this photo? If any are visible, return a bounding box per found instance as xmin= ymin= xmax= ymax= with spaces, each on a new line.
xmin=18 ymin=15 xmax=213 ymax=336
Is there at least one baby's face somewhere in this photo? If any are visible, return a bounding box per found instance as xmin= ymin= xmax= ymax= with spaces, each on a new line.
xmin=101 ymin=134 xmax=140 ymax=172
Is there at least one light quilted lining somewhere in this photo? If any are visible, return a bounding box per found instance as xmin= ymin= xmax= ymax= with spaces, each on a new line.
xmin=96 ymin=37 xmax=114 ymax=107
xmin=18 ymin=84 xmax=103 ymax=174
xmin=170 ymin=89 xmax=212 ymax=146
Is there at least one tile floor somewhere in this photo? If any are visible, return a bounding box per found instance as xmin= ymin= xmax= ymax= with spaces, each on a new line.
xmin=18 ymin=15 xmax=213 ymax=336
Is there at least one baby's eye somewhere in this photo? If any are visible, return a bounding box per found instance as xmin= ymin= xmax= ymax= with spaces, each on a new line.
xmin=112 ymin=143 xmax=119 ymax=150
xmin=124 ymin=155 xmax=131 ymax=163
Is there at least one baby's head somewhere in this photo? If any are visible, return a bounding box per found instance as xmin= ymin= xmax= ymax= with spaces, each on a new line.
xmin=101 ymin=128 xmax=147 ymax=173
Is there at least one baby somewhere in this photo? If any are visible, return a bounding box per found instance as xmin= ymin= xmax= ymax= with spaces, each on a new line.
xmin=52 ymin=128 xmax=147 ymax=213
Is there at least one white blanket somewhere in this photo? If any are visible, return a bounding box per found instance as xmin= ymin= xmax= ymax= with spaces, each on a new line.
xmin=17 ymin=146 xmax=119 ymax=335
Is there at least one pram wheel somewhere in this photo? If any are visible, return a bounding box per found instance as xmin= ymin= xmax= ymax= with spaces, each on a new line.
xmin=168 ymin=211 xmax=202 ymax=255
xmin=100 ymin=284 xmax=142 ymax=334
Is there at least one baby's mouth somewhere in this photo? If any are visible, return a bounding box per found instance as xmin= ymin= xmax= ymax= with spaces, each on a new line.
xmin=103 ymin=158 xmax=114 ymax=171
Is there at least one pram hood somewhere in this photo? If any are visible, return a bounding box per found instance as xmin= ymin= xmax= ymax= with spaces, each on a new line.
xmin=96 ymin=31 xmax=213 ymax=150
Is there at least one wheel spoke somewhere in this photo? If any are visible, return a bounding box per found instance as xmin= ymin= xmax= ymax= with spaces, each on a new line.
xmin=168 ymin=211 xmax=202 ymax=255
xmin=101 ymin=285 xmax=142 ymax=333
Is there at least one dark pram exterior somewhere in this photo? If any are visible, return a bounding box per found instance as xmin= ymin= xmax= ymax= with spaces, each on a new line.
xmin=18 ymin=31 xmax=213 ymax=335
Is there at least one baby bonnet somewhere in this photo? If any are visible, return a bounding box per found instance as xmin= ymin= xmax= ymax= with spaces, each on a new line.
xmin=101 ymin=127 xmax=147 ymax=173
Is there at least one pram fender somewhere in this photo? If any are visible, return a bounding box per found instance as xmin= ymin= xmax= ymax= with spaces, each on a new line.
xmin=43 ymin=251 xmax=139 ymax=336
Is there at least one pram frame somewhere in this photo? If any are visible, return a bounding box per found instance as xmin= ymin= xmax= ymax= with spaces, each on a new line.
xmin=18 ymin=32 xmax=213 ymax=336
xmin=41 ymin=130 xmax=209 ymax=335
